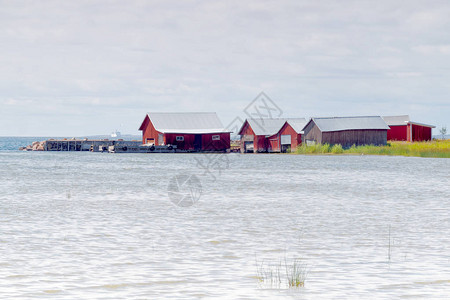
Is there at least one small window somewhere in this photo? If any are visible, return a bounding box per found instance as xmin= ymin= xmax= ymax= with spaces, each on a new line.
xmin=306 ymin=140 xmax=316 ymax=146
xmin=176 ymin=136 xmax=184 ymax=141
xmin=212 ymin=135 xmax=220 ymax=141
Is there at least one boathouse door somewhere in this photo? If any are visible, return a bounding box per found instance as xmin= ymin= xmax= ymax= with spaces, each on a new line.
xmin=281 ymin=135 xmax=291 ymax=152
xmin=244 ymin=141 xmax=254 ymax=153
xmin=194 ymin=134 xmax=202 ymax=151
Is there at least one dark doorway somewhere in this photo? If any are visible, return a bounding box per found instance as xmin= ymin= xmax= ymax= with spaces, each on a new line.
xmin=194 ymin=134 xmax=202 ymax=151
xmin=244 ymin=141 xmax=254 ymax=153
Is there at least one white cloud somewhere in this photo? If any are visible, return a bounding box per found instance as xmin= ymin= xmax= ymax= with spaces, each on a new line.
xmin=386 ymin=72 xmax=422 ymax=78
xmin=412 ymin=45 xmax=450 ymax=55
xmin=0 ymin=0 xmax=449 ymax=135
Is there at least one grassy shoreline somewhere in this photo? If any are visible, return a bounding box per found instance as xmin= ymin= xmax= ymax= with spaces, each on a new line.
xmin=294 ymin=140 xmax=450 ymax=158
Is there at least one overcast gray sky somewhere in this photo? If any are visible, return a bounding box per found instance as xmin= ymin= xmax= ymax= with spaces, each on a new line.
xmin=1 ymin=0 xmax=449 ymax=136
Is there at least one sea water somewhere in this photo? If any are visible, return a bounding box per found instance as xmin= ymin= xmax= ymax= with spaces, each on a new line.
xmin=0 ymin=139 xmax=449 ymax=299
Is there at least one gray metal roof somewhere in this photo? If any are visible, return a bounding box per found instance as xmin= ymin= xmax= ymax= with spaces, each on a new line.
xmin=240 ymin=117 xmax=308 ymax=136
xmin=146 ymin=112 xmax=227 ymax=134
xmin=382 ymin=115 xmax=435 ymax=128
xmin=286 ymin=118 xmax=307 ymax=133
xmin=382 ymin=115 xmax=410 ymax=126
xmin=407 ymin=121 xmax=435 ymax=128
xmin=306 ymin=116 xmax=390 ymax=132
xmin=246 ymin=118 xmax=287 ymax=136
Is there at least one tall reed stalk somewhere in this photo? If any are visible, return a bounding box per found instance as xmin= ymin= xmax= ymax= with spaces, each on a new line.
xmin=256 ymin=257 xmax=308 ymax=289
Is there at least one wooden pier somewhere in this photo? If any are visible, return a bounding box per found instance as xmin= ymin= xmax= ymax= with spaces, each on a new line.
xmin=43 ymin=139 xmax=142 ymax=152
xmin=108 ymin=144 xmax=177 ymax=153
xmin=20 ymin=139 xmax=178 ymax=153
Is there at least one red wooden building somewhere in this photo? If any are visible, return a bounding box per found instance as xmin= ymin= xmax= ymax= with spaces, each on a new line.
xmin=238 ymin=118 xmax=306 ymax=153
xmin=138 ymin=112 xmax=230 ymax=151
xmin=382 ymin=115 xmax=435 ymax=142
xmin=267 ymin=119 xmax=307 ymax=152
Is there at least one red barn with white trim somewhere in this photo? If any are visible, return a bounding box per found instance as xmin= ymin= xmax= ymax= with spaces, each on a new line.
xmin=139 ymin=112 xmax=230 ymax=152
xmin=267 ymin=119 xmax=307 ymax=152
xmin=382 ymin=115 xmax=435 ymax=142
xmin=238 ymin=118 xmax=306 ymax=153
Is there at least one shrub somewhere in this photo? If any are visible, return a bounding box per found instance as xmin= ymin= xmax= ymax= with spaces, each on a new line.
xmin=330 ymin=144 xmax=344 ymax=154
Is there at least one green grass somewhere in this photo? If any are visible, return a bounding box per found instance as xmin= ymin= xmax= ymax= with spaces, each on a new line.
xmin=285 ymin=258 xmax=308 ymax=288
xmin=295 ymin=140 xmax=450 ymax=158
xmin=330 ymin=144 xmax=344 ymax=154
xmin=295 ymin=143 xmax=331 ymax=154
xmin=256 ymin=257 xmax=308 ymax=289
xmin=255 ymin=259 xmax=282 ymax=289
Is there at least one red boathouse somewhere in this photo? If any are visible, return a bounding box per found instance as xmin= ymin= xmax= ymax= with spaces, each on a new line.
xmin=238 ymin=118 xmax=306 ymax=153
xmin=267 ymin=119 xmax=307 ymax=152
xmin=138 ymin=112 xmax=230 ymax=151
xmin=382 ymin=115 xmax=435 ymax=142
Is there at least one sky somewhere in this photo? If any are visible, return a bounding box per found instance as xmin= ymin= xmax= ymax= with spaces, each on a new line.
xmin=1 ymin=0 xmax=449 ymax=136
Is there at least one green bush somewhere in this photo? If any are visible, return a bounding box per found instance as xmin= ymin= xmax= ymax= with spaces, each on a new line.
xmin=297 ymin=143 xmax=331 ymax=154
xmin=330 ymin=144 xmax=344 ymax=154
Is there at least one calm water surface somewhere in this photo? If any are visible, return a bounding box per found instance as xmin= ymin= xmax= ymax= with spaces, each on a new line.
xmin=0 ymin=151 xmax=449 ymax=299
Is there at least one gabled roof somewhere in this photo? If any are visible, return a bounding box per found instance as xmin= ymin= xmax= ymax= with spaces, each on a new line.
xmin=139 ymin=112 xmax=228 ymax=134
xmin=239 ymin=118 xmax=307 ymax=136
xmin=382 ymin=115 xmax=410 ymax=126
xmin=382 ymin=115 xmax=435 ymax=128
xmin=303 ymin=116 xmax=390 ymax=132
xmin=241 ymin=118 xmax=286 ymax=136
xmin=239 ymin=118 xmax=306 ymax=137
xmin=286 ymin=118 xmax=307 ymax=133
